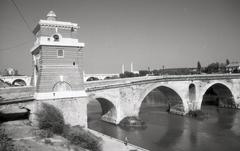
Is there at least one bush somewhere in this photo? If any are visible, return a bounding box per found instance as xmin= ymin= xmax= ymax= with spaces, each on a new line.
xmin=188 ymin=110 xmax=206 ymax=119
xmin=0 ymin=128 xmax=15 ymax=151
xmin=63 ymin=125 xmax=102 ymax=151
xmin=37 ymin=103 xmax=65 ymax=135
xmin=36 ymin=103 xmax=102 ymax=151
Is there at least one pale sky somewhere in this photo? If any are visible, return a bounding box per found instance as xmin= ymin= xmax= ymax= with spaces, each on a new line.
xmin=0 ymin=0 xmax=240 ymax=75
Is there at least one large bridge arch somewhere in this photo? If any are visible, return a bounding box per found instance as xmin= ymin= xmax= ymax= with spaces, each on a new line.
xmin=136 ymin=83 xmax=188 ymax=115
xmin=198 ymin=81 xmax=236 ymax=109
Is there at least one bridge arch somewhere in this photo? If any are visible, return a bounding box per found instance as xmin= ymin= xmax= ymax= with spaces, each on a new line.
xmin=88 ymin=95 xmax=118 ymax=124
xmin=137 ymin=83 xmax=187 ymax=114
xmin=95 ymin=97 xmax=117 ymax=116
xmin=12 ymin=79 xmax=27 ymax=86
xmin=199 ymin=82 xmax=236 ymax=109
xmin=86 ymin=77 xmax=99 ymax=81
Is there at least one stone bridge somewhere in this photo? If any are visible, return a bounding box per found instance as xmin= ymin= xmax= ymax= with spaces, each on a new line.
xmin=0 ymin=76 xmax=31 ymax=86
xmin=1 ymin=74 xmax=240 ymax=127
xmin=85 ymin=74 xmax=240 ymax=124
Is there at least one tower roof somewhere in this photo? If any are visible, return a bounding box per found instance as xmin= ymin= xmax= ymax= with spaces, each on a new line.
xmin=33 ymin=10 xmax=79 ymax=34
xmin=46 ymin=10 xmax=57 ymax=21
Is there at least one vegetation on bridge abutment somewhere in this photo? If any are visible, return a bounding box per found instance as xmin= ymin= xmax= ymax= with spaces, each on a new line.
xmin=37 ymin=103 xmax=103 ymax=151
xmin=0 ymin=102 xmax=103 ymax=151
xmin=119 ymin=116 xmax=147 ymax=129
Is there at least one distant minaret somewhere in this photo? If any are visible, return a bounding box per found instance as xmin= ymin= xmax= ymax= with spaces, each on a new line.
xmin=130 ymin=62 xmax=133 ymax=72
xmin=122 ymin=64 xmax=125 ymax=74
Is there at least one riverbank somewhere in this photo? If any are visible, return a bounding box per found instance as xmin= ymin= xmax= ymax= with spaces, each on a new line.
xmin=89 ymin=129 xmax=149 ymax=151
xmin=0 ymin=119 xmax=149 ymax=151
xmin=0 ymin=120 xmax=87 ymax=151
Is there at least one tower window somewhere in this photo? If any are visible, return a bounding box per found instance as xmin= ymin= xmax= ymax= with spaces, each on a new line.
xmin=57 ymin=49 xmax=64 ymax=58
xmin=53 ymin=34 xmax=60 ymax=41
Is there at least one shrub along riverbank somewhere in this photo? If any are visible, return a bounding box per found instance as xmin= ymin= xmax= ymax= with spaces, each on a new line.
xmin=37 ymin=103 xmax=102 ymax=151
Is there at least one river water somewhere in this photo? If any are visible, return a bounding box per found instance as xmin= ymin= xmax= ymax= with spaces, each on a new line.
xmin=88 ymin=102 xmax=240 ymax=151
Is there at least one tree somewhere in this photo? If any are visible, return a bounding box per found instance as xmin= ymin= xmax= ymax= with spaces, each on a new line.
xmin=226 ymin=59 xmax=230 ymax=65
xmin=86 ymin=77 xmax=99 ymax=81
xmin=197 ymin=61 xmax=201 ymax=74
xmin=152 ymin=70 xmax=160 ymax=76
xmin=2 ymin=68 xmax=19 ymax=76
xmin=204 ymin=62 xmax=219 ymax=74
xmin=139 ymin=70 xmax=150 ymax=76
xmin=119 ymin=71 xmax=136 ymax=78
xmin=219 ymin=63 xmax=226 ymax=73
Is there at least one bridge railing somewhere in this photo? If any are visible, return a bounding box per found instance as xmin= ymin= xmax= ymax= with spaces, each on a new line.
xmin=84 ymin=76 xmax=153 ymax=89
xmin=85 ymin=73 xmax=240 ymax=91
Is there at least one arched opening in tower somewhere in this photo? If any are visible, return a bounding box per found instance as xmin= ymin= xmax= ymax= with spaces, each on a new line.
xmin=140 ymin=86 xmax=184 ymax=118
xmin=52 ymin=81 xmax=72 ymax=92
xmin=87 ymin=97 xmax=117 ymax=124
xmin=202 ymin=83 xmax=236 ymax=108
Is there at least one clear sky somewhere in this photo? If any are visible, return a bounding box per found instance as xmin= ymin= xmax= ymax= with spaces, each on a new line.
xmin=0 ymin=0 xmax=240 ymax=75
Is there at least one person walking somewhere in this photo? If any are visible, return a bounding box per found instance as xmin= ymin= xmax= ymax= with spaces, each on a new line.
xmin=124 ymin=136 xmax=128 ymax=146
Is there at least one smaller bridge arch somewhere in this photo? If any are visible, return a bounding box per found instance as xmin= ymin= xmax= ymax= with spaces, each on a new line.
xmin=199 ymin=82 xmax=236 ymax=109
xmin=88 ymin=95 xmax=118 ymax=124
xmin=12 ymin=79 xmax=27 ymax=86
xmin=95 ymin=97 xmax=117 ymax=117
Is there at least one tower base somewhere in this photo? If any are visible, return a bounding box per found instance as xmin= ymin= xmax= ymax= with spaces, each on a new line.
xmin=30 ymin=96 xmax=89 ymax=128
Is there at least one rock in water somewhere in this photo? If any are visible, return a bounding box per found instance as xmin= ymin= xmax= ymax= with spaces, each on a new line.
xmin=119 ymin=116 xmax=146 ymax=129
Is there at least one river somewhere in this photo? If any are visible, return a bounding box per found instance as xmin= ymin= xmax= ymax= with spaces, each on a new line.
xmin=88 ymin=101 xmax=240 ymax=151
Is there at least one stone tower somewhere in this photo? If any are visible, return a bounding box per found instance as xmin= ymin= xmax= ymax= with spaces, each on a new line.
xmin=30 ymin=11 xmax=88 ymax=127
xmin=31 ymin=11 xmax=86 ymax=99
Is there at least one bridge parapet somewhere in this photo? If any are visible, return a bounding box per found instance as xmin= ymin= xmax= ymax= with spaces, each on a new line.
xmin=85 ymin=74 xmax=240 ymax=92
xmin=84 ymin=76 xmax=155 ymax=91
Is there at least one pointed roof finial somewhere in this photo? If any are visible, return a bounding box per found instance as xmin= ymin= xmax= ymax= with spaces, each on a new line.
xmin=46 ymin=10 xmax=57 ymax=21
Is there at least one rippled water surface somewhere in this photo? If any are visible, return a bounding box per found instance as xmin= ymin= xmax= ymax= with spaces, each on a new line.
xmin=88 ymin=103 xmax=240 ymax=151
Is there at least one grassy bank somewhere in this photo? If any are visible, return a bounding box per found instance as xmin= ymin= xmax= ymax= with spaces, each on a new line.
xmin=37 ymin=103 xmax=102 ymax=151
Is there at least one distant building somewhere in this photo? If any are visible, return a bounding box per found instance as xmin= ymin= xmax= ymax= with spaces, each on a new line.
xmin=226 ymin=62 xmax=240 ymax=73
xmin=130 ymin=62 xmax=139 ymax=74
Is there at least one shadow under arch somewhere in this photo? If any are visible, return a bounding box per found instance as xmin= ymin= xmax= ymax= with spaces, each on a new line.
xmin=12 ymin=79 xmax=26 ymax=86
xmin=87 ymin=97 xmax=117 ymax=124
xmin=201 ymin=83 xmax=236 ymax=108
xmin=138 ymin=85 xmax=185 ymax=116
